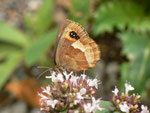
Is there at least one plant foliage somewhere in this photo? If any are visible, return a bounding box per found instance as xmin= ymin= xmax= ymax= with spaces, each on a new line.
xmin=93 ymin=1 xmax=150 ymax=35
xmin=93 ymin=0 xmax=150 ymax=94
xmin=0 ymin=0 xmax=57 ymax=88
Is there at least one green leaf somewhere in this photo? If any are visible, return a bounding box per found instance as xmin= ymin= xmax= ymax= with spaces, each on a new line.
xmin=0 ymin=22 xmax=29 ymax=48
xmin=69 ymin=0 xmax=90 ymax=26
xmin=25 ymin=0 xmax=54 ymax=35
xmin=25 ymin=29 xmax=58 ymax=66
xmin=119 ymin=32 xmax=150 ymax=93
xmin=0 ymin=52 xmax=23 ymax=89
xmin=96 ymin=100 xmax=113 ymax=113
xmin=93 ymin=1 xmax=150 ymax=35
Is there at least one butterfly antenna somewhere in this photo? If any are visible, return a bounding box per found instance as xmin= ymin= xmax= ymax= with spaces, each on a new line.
xmin=37 ymin=66 xmax=53 ymax=79
xmin=37 ymin=66 xmax=50 ymax=69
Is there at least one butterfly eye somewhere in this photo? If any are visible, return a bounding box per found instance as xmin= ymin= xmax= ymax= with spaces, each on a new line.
xmin=70 ymin=31 xmax=77 ymax=38
xmin=69 ymin=31 xmax=80 ymax=40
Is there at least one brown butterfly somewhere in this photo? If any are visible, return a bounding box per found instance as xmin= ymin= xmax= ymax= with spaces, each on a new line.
xmin=54 ymin=19 xmax=100 ymax=72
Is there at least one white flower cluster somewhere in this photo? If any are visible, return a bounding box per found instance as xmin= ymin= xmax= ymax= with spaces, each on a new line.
xmin=112 ymin=82 xmax=149 ymax=113
xmin=38 ymin=70 xmax=103 ymax=113
xmin=119 ymin=104 xmax=149 ymax=113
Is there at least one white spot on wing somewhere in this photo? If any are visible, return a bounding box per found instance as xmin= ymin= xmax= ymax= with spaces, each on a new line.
xmin=72 ymin=40 xmax=94 ymax=67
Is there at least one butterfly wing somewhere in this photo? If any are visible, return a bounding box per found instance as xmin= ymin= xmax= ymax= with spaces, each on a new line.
xmin=54 ymin=20 xmax=100 ymax=72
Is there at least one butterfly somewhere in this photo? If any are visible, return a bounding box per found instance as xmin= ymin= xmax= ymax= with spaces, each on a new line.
xmin=54 ymin=19 xmax=100 ymax=72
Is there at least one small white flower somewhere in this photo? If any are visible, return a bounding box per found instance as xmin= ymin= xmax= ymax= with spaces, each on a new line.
xmin=84 ymin=97 xmax=103 ymax=113
xmin=84 ymin=103 xmax=93 ymax=113
xmin=141 ymin=105 xmax=149 ymax=113
xmin=112 ymin=86 xmax=119 ymax=95
xmin=46 ymin=71 xmax=57 ymax=82
xmin=88 ymin=78 xmax=100 ymax=89
xmin=74 ymin=110 xmax=79 ymax=113
xmin=91 ymin=97 xmax=104 ymax=112
xmin=92 ymin=97 xmax=99 ymax=105
xmin=46 ymin=99 xmax=58 ymax=108
xmin=63 ymin=71 xmax=73 ymax=80
xmin=70 ymin=75 xmax=78 ymax=86
xmin=76 ymin=88 xmax=87 ymax=100
xmin=125 ymin=82 xmax=134 ymax=95
xmin=42 ymin=85 xmax=51 ymax=95
xmin=81 ymin=74 xmax=87 ymax=79
xmin=46 ymin=71 xmax=64 ymax=82
xmin=80 ymin=88 xmax=87 ymax=95
xmin=74 ymin=100 xmax=80 ymax=105
xmin=38 ymin=93 xmax=48 ymax=102
xmin=119 ymin=103 xmax=130 ymax=113
xmin=57 ymin=73 xmax=64 ymax=82
xmin=76 ymin=92 xmax=84 ymax=100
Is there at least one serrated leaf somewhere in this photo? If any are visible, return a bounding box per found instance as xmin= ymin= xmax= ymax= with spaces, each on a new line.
xmin=0 ymin=52 xmax=23 ymax=89
xmin=0 ymin=22 xmax=29 ymax=48
xmin=25 ymin=0 xmax=54 ymax=35
xmin=119 ymin=32 xmax=150 ymax=93
xmin=93 ymin=1 xmax=150 ymax=35
xmin=25 ymin=29 xmax=58 ymax=66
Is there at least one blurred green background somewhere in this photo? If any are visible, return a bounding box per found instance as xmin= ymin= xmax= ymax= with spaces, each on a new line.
xmin=0 ymin=0 xmax=150 ymax=112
